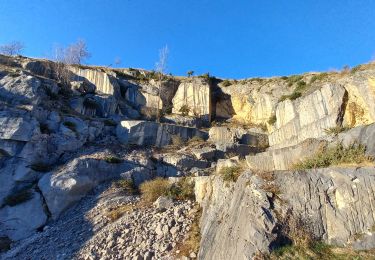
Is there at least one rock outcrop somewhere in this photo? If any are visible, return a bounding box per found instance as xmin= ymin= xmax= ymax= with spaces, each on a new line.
xmin=196 ymin=167 xmax=375 ymax=259
xmin=172 ymin=78 xmax=211 ymax=122
xmin=269 ymin=84 xmax=347 ymax=148
xmin=116 ymin=120 xmax=208 ymax=147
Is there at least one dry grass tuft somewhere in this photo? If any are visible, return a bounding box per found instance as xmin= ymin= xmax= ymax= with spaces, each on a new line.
xmin=293 ymin=143 xmax=374 ymax=170
xmin=176 ymin=206 xmax=202 ymax=257
xmin=139 ymin=178 xmax=171 ymax=203
xmin=106 ymin=204 xmax=135 ymax=222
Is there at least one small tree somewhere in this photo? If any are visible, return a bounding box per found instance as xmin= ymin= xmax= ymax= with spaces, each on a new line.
xmin=155 ymin=45 xmax=169 ymax=121
xmin=64 ymin=39 xmax=91 ymax=65
xmin=187 ymin=70 xmax=194 ymax=77
xmin=51 ymin=39 xmax=91 ymax=86
xmin=0 ymin=41 xmax=24 ymax=56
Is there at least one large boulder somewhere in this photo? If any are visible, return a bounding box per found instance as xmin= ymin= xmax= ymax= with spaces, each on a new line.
xmin=0 ymin=109 xmax=39 ymax=142
xmin=38 ymin=158 xmax=135 ymax=219
xmin=116 ymin=120 xmax=208 ymax=147
xmin=0 ymin=74 xmax=43 ymax=105
xmin=0 ymin=191 xmax=47 ymax=241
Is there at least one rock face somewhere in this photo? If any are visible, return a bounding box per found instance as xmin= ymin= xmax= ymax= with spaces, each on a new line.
xmin=172 ymin=78 xmax=211 ymax=122
xmin=246 ymin=138 xmax=327 ymax=171
xmin=196 ymin=167 xmax=375 ymax=259
xmin=38 ymin=158 xmax=136 ymax=218
xmin=69 ymin=67 xmax=121 ymax=97
xmin=197 ymin=172 xmax=276 ymax=260
xmin=341 ymin=71 xmax=375 ymax=127
xmin=209 ymin=126 xmax=268 ymax=148
xmin=0 ymin=191 xmax=47 ymax=241
xmin=116 ymin=120 xmax=208 ymax=147
xmin=269 ymin=84 xmax=347 ymax=148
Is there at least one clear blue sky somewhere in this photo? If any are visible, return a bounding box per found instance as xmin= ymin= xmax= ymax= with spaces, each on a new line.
xmin=1 ymin=0 xmax=375 ymax=79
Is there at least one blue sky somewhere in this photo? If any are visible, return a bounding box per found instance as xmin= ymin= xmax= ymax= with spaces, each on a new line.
xmin=1 ymin=0 xmax=375 ymax=79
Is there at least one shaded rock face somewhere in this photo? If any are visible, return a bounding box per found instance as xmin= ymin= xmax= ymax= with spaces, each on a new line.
xmin=269 ymin=84 xmax=347 ymax=148
xmin=0 ymin=191 xmax=47 ymax=241
xmin=116 ymin=120 xmax=208 ymax=147
xmin=172 ymin=78 xmax=211 ymax=122
xmin=196 ymin=167 xmax=375 ymax=259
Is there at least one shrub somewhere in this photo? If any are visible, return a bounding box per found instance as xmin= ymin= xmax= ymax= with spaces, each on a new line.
xmin=30 ymin=163 xmax=51 ymax=172
xmin=179 ymin=104 xmax=191 ymax=116
xmin=140 ymin=178 xmax=171 ymax=203
xmin=268 ymin=114 xmax=277 ymax=125
xmin=310 ymin=73 xmax=328 ymax=84
xmin=106 ymin=205 xmax=134 ymax=222
xmin=221 ymin=80 xmax=232 ymax=87
xmin=218 ymin=165 xmax=244 ymax=182
xmin=4 ymin=189 xmax=33 ymax=206
xmin=166 ymin=177 xmax=195 ymax=201
xmin=324 ymin=126 xmax=349 ymax=135
xmin=170 ymin=135 xmax=184 ymax=147
xmin=63 ymin=121 xmax=76 ymax=132
xmin=104 ymin=156 xmax=123 ymax=164
xmin=114 ymin=179 xmax=137 ymax=194
xmin=285 ymin=75 xmax=303 ymax=87
xmin=294 ymin=143 xmax=373 ymax=170
xmin=294 ymin=80 xmax=307 ymax=93
xmin=187 ymin=136 xmax=205 ymax=146
xmin=187 ymin=70 xmax=194 ymax=77
xmin=103 ymin=119 xmax=117 ymax=126
xmin=351 ymin=65 xmax=363 ymax=74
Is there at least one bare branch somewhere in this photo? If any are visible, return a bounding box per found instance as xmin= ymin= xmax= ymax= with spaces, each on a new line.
xmin=0 ymin=41 xmax=24 ymax=56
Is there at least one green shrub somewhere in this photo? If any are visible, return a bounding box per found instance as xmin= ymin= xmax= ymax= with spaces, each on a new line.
xmin=179 ymin=104 xmax=191 ymax=116
xmin=221 ymin=80 xmax=232 ymax=87
xmin=351 ymin=65 xmax=363 ymax=74
xmin=104 ymin=156 xmax=123 ymax=164
xmin=30 ymin=163 xmax=51 ymax=172
xmin=187 ymin=70 xmax=194 ymax=77
xmin=294 ymin=143 xmax=373 ymax=170
xmin=4 ymin=189 xmax=33 ymax=207
xmin=103 ymin=119 xmax=117 ymax=126
xmin=294 ymin=80 xmax=307 ymax=93
xmin=310 ymin=73 xmax=328 ymax=84
xmin=285 ymin=75 xmax=303 ymax=87
xmin=166 ymin=177 xmax=195 ymax=201
xmin=268 ymin=114 xmax=277 ymax=125
xmin=278 ymin=91 xmax=302 ymax=102
xmin=140 ymin=178 xmax=171 ymax=203
xmin=63 ymin=121 xmax=76 ymax=132
xmin=218 ymin=165 xmax=244 ymax=182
